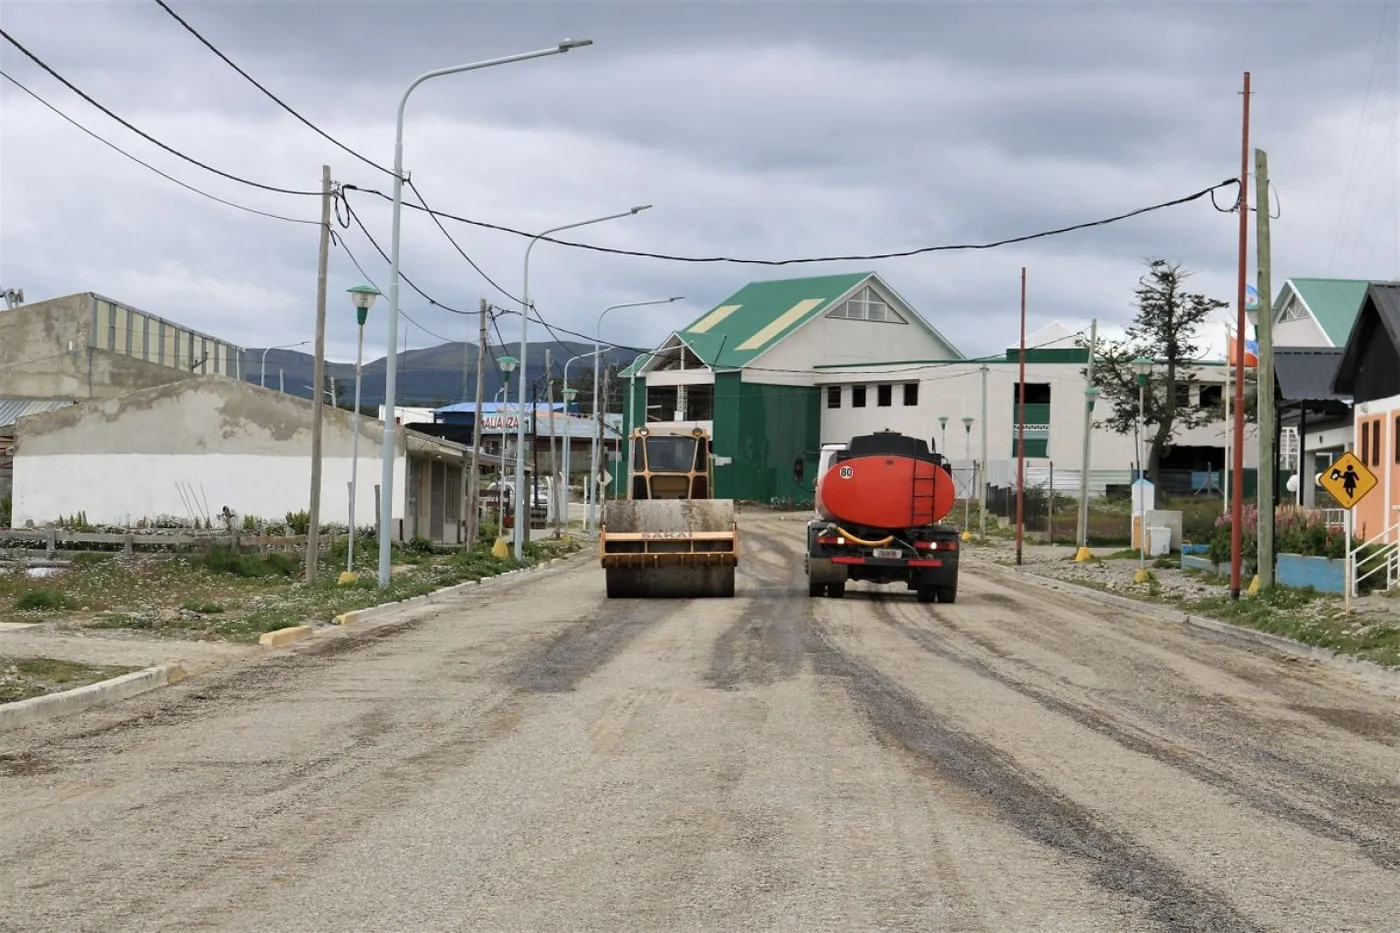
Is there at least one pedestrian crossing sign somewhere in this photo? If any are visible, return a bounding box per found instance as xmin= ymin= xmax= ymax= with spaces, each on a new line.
xmin=1318 ymin=451 xmax=1377 ymax=510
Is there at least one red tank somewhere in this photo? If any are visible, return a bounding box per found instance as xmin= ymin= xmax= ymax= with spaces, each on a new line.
xmin=815 ymin=433 xmax=956 ymax=529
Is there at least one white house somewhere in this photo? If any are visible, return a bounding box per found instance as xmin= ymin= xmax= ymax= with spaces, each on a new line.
xmin=11 ymin=376 xmax=479 ymax=543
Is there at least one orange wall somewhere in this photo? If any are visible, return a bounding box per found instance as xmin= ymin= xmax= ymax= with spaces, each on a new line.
xmin=1353 ymin=411 xmax=1395 ymax=543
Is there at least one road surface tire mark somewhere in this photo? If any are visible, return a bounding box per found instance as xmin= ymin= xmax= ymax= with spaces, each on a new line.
xmin=802 ymin=616 xmax=1259 ymax=933
xmin=875 ymin=600 xmax=1400 ymax=874
xmin=506 ymin=598 xmax=689 ymax=693
xmin=705 ymin=524 xmax=810 ymax=690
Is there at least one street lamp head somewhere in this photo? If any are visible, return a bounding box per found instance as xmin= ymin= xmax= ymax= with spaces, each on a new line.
xmin=1085 ymin=385 xmax=1102 ymax=409
xmin=1132 ymin=356 xmax=1152 ymax=386
xmin=962 ymin=416 xmax=975 ymax=431
xmin=347 ymin=284 xmax=381 ymax=326
xmin=630 ymin=204 xmax=653 ymax=214
xmin=562 ymin=387 xmax=578 ymax=401
xmin=558 ymin=38 xmax=594 ymax=50
xmin=498 ymin=354 xmax=519 ymax=374
xmin=669 ymin=296 xmax=684 ymax=302
xmin=938 ymin=415 xmax=949 ymax=429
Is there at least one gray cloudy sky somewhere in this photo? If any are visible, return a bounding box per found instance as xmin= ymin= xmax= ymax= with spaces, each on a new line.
xmin=3 ymin=0 xmax=1398 ymax=366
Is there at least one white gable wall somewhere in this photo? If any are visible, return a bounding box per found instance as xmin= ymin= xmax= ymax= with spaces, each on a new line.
xmin=1273 ymin=289 xmax=1332 ymax=347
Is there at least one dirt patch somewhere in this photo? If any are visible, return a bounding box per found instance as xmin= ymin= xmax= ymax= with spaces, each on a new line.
xmin=507 ymin=601 xmax=681 ymax=693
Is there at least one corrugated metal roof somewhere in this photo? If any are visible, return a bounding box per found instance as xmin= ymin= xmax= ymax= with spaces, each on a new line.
xmin=1287 ymin=278 xmax=1371 ymax=346
xmin=1333 ymin=282 xmax=1400 ymax=396
xmin=0 ymin=397 xmax=73 ymax=430
xmin=1274 ymin=348 xmax=1347 ymax=402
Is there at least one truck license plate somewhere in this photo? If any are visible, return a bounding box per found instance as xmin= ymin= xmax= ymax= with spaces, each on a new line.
xmin=873 ymin=548 xmax=902 ymax=559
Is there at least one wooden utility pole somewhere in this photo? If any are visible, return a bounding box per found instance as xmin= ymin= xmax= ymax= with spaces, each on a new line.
xmin=978 ymin=362 xmax=988 ymax=540
xmin=1076 ymin=318 xmax=1099 ymax=557
xmin=1256 ymin=148 xmax=1275 ymax=590
xmin=1016 ymin=267 xmax=1027 ymax=566
xmin=1229 ymin=72 xmax=1252 ymax=600
xmin=546 ymin=349 xmax=560 ymax=533
xmin=465 ymin=299 xmax=488 ymax=548
xmin=306 ymin=164 xmax=331 ymax=583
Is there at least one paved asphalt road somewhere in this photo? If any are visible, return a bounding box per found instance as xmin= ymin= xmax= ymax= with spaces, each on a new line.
xmin=2 ymin=513 xmax=1398 ymax=932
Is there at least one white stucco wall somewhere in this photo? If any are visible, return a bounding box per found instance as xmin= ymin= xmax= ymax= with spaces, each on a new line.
xmin=748 ymin=305 xmax=959 ymax=374
xmin=12 ymin=451 xmax=400 ymax=529
xmin=1273 ymin=316 xmax=1330 ymax=348
xmin=817 ymin=361 xmax=1260 ymax=477
xmin=10 ymin=377 xmax=436 ymax=528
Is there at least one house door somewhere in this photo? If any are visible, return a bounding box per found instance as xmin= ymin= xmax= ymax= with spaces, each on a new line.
xmin=430 ymin=460 xmax=446 ymax=543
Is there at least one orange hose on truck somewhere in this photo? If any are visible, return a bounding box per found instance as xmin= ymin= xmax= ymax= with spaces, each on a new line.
xmin=805 ymin=430 xmax=963 ymax=604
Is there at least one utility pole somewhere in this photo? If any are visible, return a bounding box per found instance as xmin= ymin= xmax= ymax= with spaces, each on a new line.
xmin=978 ymin=362 xmax=988 ymax=540
xmin=467 ymin=300 xmax=488 ymax=548
xmin=1076 ymin=318 xmax=1099 ymax=559
xmin=601 ymin=367 xmax=612 ymax=502
xmin=1015 ymin=267 xmax=1027 ymax=566
xmin=546 ymin=349 xmax=559 ymax=533
xmin=1256 ymin=147 xmax=1275 ymax=590
xmin=305 ymin=164 xmax=331 ymax=584
xmin=1229 ymin=71 xmax=1252 ymax=600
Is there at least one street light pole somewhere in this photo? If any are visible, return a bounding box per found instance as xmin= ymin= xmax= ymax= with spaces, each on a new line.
xmin=961 ymin=416 xmax=975 ymax=535
xmin=514 ymin=208 xmax=656 ymax=557
xmin=563 ymin=348 xmax=607 ymax=527
xmin=1133 ymin=357 xmax=1152 ymax=582
xmin=938 ymin=415 xmax=949 ymax=457
xmin=375 ymin=38 xmax=594 ymax=587
xmin=587 ymin=296 xmax=684 ymax=533
xmin=345 ymin=285 xmax=380 ymax=577
xmin=260 ymin=340 xmax=309 ymax=389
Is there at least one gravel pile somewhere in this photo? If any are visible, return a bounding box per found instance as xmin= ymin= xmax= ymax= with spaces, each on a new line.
xmin=1028 ymin=559 xmax=1222 ymax=601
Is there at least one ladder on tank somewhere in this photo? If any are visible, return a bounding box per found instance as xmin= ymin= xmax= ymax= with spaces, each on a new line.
xmin=912 ymin=466 xmax=939 ymax=526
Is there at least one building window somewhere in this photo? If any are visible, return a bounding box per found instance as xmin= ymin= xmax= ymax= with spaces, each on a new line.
xmin=827 ymin=385 xmax=841 ymax=409
xmin=877 ymin=384 xmax=893 ymax=407
xmin=1374 ymin=420 xmax=1383 ymax=467
xmin=1362 ymin=420 xmax=1371 ymax=464
xmin=1175 ymin=384 xmax=1192 ymax=408
xmin=1394 ymin=416 xmax=1399 ymax=463
xmin=903 ymin=382 xmax=918 ymax=406
xmin=1199 ymin=384 xmax=1222 ymax=409
xmin=852 ymin=385 xmax=867 ymax=408
xmin=824 ymin=286 xmax=909 ymax=324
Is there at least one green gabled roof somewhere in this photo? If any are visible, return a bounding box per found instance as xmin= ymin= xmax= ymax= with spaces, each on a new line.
xmin=673 ymin=271 xmax=873 ymax=369
xmin=1283 ymin=278 xmax=1371 ymax=346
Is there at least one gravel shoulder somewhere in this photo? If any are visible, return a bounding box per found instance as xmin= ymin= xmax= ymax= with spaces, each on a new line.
xmin=1 ymin=515 xmax=1396 ymax=932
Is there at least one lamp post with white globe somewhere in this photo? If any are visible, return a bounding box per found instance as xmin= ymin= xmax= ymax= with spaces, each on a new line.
xmin=345 ymin=284 xmax=380 ymax=575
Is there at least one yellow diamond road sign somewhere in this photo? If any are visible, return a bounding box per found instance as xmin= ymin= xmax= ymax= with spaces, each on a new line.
xmin=1319 ymin=450 xmax=1378 ymax=510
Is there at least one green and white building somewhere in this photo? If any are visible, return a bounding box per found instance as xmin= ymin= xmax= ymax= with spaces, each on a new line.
xmin=621 ymin=271 xmax=1260 ymax=504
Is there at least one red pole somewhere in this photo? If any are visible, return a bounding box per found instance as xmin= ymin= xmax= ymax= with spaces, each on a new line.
xmin=1016 ymin=267 xmax=1027 ymax=566
xmin=1230 ymin=71 xmax=1251 ymax=600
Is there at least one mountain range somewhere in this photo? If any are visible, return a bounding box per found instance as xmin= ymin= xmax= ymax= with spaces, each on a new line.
xmin=238 ymin=340 xmax=641 ymax=410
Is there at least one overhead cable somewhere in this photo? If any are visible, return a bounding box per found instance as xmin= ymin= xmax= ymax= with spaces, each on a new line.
xmin=0 ymin=27 xmax=322 ymax=196
xmin=1 ymin=70 xmax=319 ymax=225
xmin=341 ymin=178 xmax=1243 ymax=266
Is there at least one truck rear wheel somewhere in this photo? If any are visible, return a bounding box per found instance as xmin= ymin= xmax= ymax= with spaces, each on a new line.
xmin=916 ymin=584 xmax=937 ymax=604
xmin=828 ymin=581 xmax=845 ymax=599
xmin=938 ymin=583 xmax=957 ymax=604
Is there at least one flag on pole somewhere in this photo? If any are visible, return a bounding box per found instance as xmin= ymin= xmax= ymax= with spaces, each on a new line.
xmin=1225 ymin=323 xmax=1258 ymax=367
xmin=1245 ymin=283 xmax=1259 ymax=311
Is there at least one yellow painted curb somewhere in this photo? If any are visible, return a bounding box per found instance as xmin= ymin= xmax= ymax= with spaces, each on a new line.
xmin=165 ymin=664 xmax=189 ymax=684
xmin=258 ymin=624 xmax=313 ymax=647
xmin=334 ymin=611 xmax=362 ymax=627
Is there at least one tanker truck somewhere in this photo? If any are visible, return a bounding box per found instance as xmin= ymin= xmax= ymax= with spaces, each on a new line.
xmin=804 ymin=430 xmax=961 ymax=603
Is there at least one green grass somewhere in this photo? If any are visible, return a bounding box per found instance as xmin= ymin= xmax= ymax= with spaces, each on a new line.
xmin=1 ymin=535 xmax=582 ymax=643
xmin=0 ymin=656 xmax=139 ymax=704
xmin=1182 ymin=587 xmax=1400 ymax=669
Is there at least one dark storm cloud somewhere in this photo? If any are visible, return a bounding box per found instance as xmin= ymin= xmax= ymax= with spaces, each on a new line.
xmin=2 ymin=0 xmax=1396 ymax=367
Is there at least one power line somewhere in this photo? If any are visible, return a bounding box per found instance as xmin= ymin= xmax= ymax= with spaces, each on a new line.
xmin=0 ymin=27 xmax=321 ymax=197
xmin=341 ymin=178 xmax=1242 ymax=266
xmin=150 ymin=0 xmax=393 ymax=178
xmin=1 ymin=70 xmax=319 ymax=226
xmin=407 ymin=178 xmax=522 ymax=305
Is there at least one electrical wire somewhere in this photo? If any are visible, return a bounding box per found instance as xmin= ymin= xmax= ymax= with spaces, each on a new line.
xmin=1 ymin=70 xmax=320 ymax=226
xmin=150 ymin=0 xmax=393 ymax=178
xmin=341 ymin=178 xmax=1242 ymax=266
xmin=0 ymin=27 xmax=321 ymax=197
xmin=336 ymin=193 xmax=468 ymax=315
xmin=407 ymin=179 xmax=523 ymax=305
xmin=333 ymin=233 xmax=461 ymax=345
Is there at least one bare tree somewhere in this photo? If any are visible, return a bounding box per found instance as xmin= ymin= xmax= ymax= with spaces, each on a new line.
xmin=1082 ymin=259 xmax=1232 ymax=480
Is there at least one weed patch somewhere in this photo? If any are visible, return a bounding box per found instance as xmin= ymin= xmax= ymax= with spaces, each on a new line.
xmin=0 ymin=656 xmax=139 ymax=704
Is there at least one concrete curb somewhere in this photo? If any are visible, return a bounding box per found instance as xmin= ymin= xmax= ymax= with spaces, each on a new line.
xmin=332 ymin=551 xmax=581 ymax=628
xmin=0 ymin=662 xmax=187 ymax=734
xmin=979 ymin=560 xmax=1400 ymax=689
xmin=258 ymin=625 xmax=313 ymax=648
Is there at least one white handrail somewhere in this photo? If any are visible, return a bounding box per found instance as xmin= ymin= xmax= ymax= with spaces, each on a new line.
xmin=1350 ymin=519 xmax=1400 ymax=596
